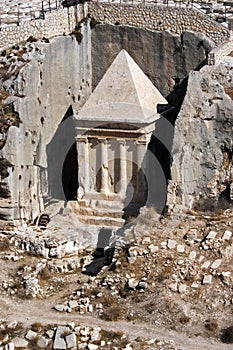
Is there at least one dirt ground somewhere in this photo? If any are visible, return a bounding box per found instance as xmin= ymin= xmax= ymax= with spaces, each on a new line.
xmin=0 ymin=210 xmax=232 ymax=350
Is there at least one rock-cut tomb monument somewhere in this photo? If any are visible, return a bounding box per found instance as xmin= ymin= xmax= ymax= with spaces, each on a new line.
xmin=71 ymin=49 xmax=169 ymax=227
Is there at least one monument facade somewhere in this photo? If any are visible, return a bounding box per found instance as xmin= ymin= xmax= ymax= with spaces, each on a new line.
xmin=72 ymin=50 xmax=169 ymax=227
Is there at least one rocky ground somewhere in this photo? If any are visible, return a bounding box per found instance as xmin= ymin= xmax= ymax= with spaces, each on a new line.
xmin=0 ymin=207 xmax=232 ymax=350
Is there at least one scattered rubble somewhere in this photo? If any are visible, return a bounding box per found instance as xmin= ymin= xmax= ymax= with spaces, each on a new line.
xmin=0 ymin=208 xmax=232 ymax=348
xmin=0 ymin=320 xmax=179 ymax=350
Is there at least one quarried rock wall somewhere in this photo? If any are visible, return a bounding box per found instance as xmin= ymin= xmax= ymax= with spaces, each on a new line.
xmin=0 ymin=26 xmax=92 ymax=222
xmin=91 ymin=24 xmax=214 ymax=100
xmin=167 ymin=59 xmax=233 ymax=212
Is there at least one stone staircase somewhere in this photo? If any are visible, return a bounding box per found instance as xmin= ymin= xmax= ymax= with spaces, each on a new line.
xmin=67 ymin=199 xmax=126 ymax=227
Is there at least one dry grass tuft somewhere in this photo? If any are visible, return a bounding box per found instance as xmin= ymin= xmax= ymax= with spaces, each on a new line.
xmin=31 ymin=322 xmax=42 ymax=332
xmin=101 ymin=305 xmax=125 ymax=321
xmin=0 ymin=237 xmax=10 ymax=251
xmin=224 ymin=87 xmax=233 ymax=99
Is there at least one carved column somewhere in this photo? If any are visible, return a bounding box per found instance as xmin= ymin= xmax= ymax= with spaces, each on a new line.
xmin=100 ymin=139 xmax=109 ymax=194
xmin=135 ymin=138 xmax=148 ymax=201
xmin=118 ymin=139 xmax=127 ymax=196
xmin=76 ymin=136 xmax=89 ymax=199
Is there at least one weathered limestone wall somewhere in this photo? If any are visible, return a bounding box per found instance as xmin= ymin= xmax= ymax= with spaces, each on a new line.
xmin=0 ymin=5 xmax=86 ymax=51
xmin=0 ymin=24 xmax=92 ymax=222
xmin=91 ymin=24 xmax=214 ymax=99
xmin=88 ymin=3 xmax=230 ymax=45
xmin=167 ymin=59 xmax=233 ymax=213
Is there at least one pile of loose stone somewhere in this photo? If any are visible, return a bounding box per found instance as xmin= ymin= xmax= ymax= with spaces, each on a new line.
xmin=0 ymin=320 xmax=178 ymax=350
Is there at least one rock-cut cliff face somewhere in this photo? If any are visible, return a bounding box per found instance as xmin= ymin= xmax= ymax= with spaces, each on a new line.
xmin=167 ymin=56 xmax=233 ymax=213
xmin=91 ymin=24 xmax=214 ymax=102
xmin=91 ymin=24 xmax=233 ymax=214
xmin=0 ymin=21 xmax=232 ymax=223
xmin=0 ymin=28 xmax=92 ymax=222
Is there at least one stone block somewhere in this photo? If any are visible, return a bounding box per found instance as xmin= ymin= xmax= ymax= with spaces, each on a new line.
xmin=211 ymin=259 xmax=222 ymax=269
xmin=201 ymin=261 xmax=211 ymax=269
xmin=167 ymin=239 xmax=177 ymax=249
xmin=138 ymin=281 xmax=148 ymax=289
xmin=178 ymin=283 xmax=187 ymax=293
xmin=177 ymin=244 xmax=185 ymax=253
xmin=46 ymin=330 xmax=55 ymax=339
xmin=88 ymin=344 xmax=98 ymax=350
xmin=169 ymin=282 xmax=178 ymax=292
xmin=206 ymin=231 xmax=217 ymax=240
xmin=54 ymin=304 xmax=66 ymax=312
xmin=4 ymin=343 xmax=14 ymax=350
xmin=202 ymin=275 xmax=212 ymax=285
xmin=128 ymin=247 xmax=138 ymax=257
xmin=12 ymin=338 xmax=28 ymax=348
xmin=160 ymin=241 xmax=167 ymax=248
xmin=37 ymin=337 xmax=49 ymax=349
xmin=68 ymin=300 xmax=78 ymax=309
xmin=90 ymin=328 xmax=101 ymax=342
xmin=189 ymin=251 xmax=196 ymax=261
xmin=222 ymin=230 xmax=232 ymax=240
xmin=66 ymin=333 xmax=76 ymax=349
xmin=148 ymin=244 xmax=159 ymax=253
xmin=25 ymin=330 xmax=38 ymax=340
xmin=185 ymin=231 xmax=197 ymax=242
xmin=128 ymin=278 xmax=138 ymax=289
xmin=53 ymin=326 xmax=67 ymax=350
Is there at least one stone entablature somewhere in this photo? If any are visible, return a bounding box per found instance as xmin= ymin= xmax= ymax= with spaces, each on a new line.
xmin=87 ymin=3 xmax=230 ymax=45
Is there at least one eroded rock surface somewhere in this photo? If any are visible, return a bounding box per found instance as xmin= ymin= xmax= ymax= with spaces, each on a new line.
xmin=0 ymin=30 xmax=92 ymax=222
xmin=168 ymin=56 xmax=233 ymax=213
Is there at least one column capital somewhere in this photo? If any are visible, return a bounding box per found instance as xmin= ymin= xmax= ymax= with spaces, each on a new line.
xmin=99 ymin=138 xmax=108 ymax=144
xmin=76 ymin=136 xmax=88 ymax=143
xmin=135 ymin=134 xmax=151 ymax=145
xmin=117 ymin=139 xmax=126 ymax=145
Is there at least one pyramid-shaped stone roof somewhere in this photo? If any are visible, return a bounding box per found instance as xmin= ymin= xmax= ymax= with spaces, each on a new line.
xmin=77 ymin=50 xmax=168 ymax=125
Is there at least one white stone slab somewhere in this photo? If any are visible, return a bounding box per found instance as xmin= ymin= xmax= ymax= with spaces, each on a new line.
xmin=222 ymin=230 xmax=232 ymax=240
